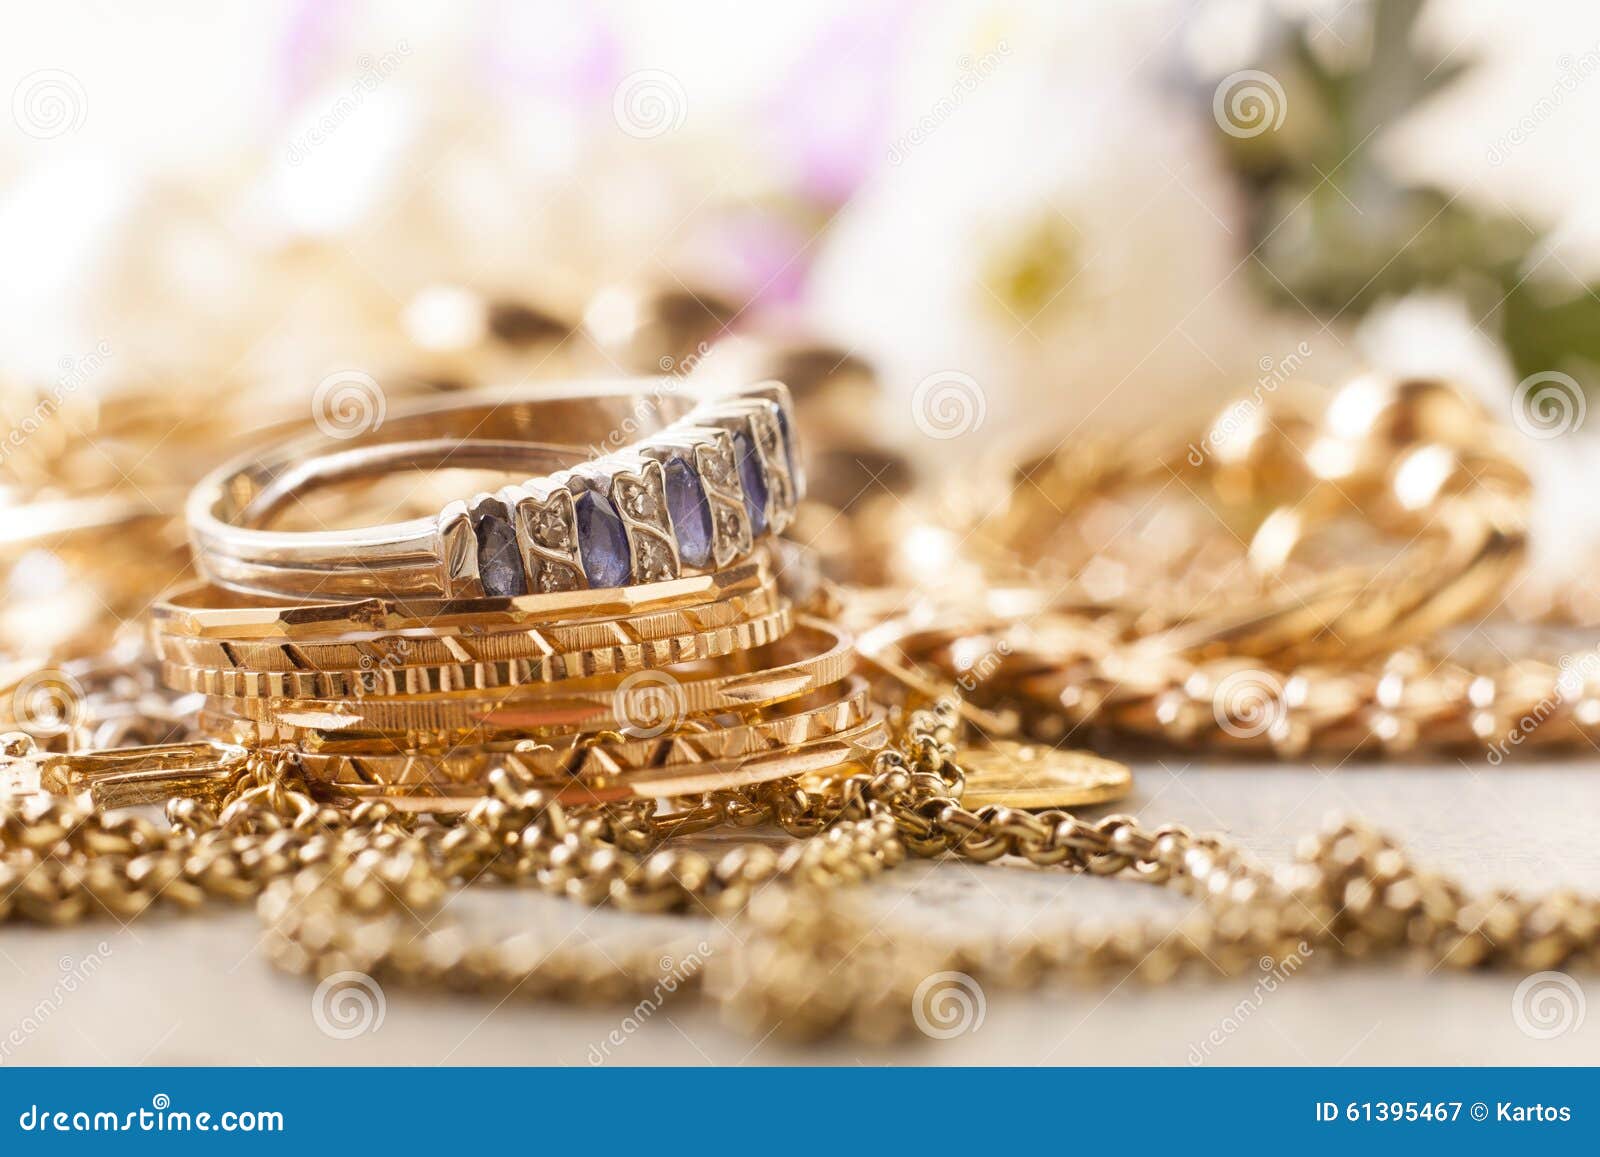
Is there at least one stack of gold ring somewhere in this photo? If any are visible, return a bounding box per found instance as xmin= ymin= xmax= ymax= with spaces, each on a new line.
xmin=131 ymin=378 xmax=886 ymax=809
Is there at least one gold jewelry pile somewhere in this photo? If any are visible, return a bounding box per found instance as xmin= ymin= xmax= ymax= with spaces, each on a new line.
xmin=2 ymin=290 xmax=1598 ymax=1042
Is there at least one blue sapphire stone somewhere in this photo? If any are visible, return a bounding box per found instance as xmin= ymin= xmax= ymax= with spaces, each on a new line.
xmin=664 ymin=455 xmax=714 ymax=568
xmin=734 ymin=431 xmax=769 ymax=536
xmin=473 ymin=510 xmax=527 ymax=597
xmin=575 ymin=490 xmax=632 ymax=588
xmin=774 ymin=405 xmax=801 ymax=488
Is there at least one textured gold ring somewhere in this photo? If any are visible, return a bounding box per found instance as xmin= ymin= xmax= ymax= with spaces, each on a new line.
xmin=160 ymin=605 xmax=794 ymax=699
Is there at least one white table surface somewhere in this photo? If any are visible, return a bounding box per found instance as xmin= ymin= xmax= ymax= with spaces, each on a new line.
xmin=5 ymin=757 xmax=1599 ymax=1066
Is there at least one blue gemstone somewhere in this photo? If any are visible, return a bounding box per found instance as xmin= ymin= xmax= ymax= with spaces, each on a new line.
xmin=774 ymin=404 xmax=801 ymax=489
xmin=473 ymin=511 xmax=527 ymax=597
xmin=664 ymin=456 xmax=714 ymax=568
xmin=575 ymin=491 xmax=632 ymax=587
xmin=734 ymin=431 xmax=769 ymax=536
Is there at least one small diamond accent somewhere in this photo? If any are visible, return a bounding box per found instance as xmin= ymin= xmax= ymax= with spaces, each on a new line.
xmin=532 ymin=505 xmax=571 ymax=550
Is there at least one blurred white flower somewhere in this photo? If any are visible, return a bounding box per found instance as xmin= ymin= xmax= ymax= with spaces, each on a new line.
xmin=808 ymin=2 xmax=1267 ymax=467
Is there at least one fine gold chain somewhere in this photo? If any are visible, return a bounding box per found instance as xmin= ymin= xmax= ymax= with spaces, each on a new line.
xmin=5 ymin=705 xmax=1596 ymax=1040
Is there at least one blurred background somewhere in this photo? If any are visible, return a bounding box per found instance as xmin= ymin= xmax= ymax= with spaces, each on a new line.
xmin=4 ymin=0 xmax=1600 ymax=652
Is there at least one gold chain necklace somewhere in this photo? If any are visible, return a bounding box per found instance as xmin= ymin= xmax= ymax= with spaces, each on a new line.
xmin=5 ymin=703 xmax=1595 ymax=1041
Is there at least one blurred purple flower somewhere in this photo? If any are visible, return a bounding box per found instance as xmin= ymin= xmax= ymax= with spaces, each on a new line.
xmin=770 ymin=2 xmax=912 ymax=206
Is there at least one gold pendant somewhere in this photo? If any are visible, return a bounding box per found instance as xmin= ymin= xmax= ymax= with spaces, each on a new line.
xmin=957 ymin=740 xmax=1132 ymax=809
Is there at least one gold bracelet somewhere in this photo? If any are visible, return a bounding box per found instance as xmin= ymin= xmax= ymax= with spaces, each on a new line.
xmin=200 ymin=619 xmax=858 ymax=737
xmin=215 ymin=677 xmax=873 ymax=780
xmin=304 ymin=712 xmax=889 ymax=809
xmin=152 ymin=579 xmax=783 ymax=673
xmin=150 ymin=556 xmax=773 ymax=640
xmin=160 ymin=605 xmax=794 ymax=698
